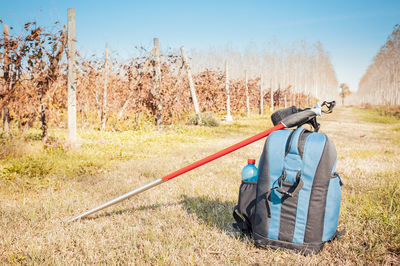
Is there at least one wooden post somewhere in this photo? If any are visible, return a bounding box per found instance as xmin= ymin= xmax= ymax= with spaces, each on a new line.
xmin=292 ymin=93 xmax=295 ymax=107
xmin=154 ymin=38 xmax=161 ymax=83
xmin=269 ymin=79 xmax=274 ymax=112
xmin=180 ymin=46 xmax=201 ymax=124
xmin=277 ymin=83 xmax=281 ymax=109
xmin=67 ymin=8 xmax=77 ymax=142
xmin=259 ymin=75 xmax=264 ymax=115
xmin=2 ymin=25 xmax=9 ymax=136
xmin=224 ymin=60 xmax=233 ymax=121
xmin=153 ymin=38 xmax=162 ymax=126
xmin=284 ymin=94 xmax=287 ymax=108
xmin=245 ymin=71 xmax=250 ymax=117
xmin=101 ymin=47 xmax=108 ymax=130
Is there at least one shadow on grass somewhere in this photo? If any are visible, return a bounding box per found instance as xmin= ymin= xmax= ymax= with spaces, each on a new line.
xmin=85 ymin=202 xmax=180 ymax=220
xmin=80 ymin=195 xmax=238 ymax=234
xmin=181 ymin=195 xmax=236 ymax=232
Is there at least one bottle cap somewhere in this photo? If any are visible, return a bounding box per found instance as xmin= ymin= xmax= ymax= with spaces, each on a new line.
xmin=248 ymin=159 xmax=256 ymax=164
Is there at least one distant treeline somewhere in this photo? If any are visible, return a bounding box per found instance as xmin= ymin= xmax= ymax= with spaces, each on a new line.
xmin=354 ymin=25 xmax=400 ymax=106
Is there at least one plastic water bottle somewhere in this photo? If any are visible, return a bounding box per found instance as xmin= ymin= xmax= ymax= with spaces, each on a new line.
xmin=241 ymin=159 xmax=258 ymax=182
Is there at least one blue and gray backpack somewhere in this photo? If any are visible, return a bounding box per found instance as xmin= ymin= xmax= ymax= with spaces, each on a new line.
xmin=233 ymin=116 xmax=343 ymax=254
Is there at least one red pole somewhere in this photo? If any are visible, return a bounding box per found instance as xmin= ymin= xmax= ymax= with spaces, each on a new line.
xmin=162 ymin=123 xmax=285 ymax=181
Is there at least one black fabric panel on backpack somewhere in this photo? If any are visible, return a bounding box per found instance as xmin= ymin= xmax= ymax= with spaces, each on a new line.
xmin=304 ymin=136 xmax=337 ymax=243
xmin=237 ymin=181 xmax=258 ymax=231
xmin=253 ymin=136 xmax=271 ymax=240
xmin=254 ymin=236 xmax=325 ymax=255
xmin=278 ymin=181 xmax=300 ymax=242
xmin=278 ymin=130 xmax=309 ymax=242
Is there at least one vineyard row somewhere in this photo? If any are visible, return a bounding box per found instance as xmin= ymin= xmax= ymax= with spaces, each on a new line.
xmin=0 ymin=16 xmax=335 ymax=140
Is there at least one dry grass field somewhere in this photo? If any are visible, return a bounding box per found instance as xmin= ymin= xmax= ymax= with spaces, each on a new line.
xmin=0 ymin=107 xmax=399 ymax=264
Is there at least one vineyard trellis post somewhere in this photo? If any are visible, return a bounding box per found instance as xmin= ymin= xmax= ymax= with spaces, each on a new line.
xmin=2 ymin=25 xmax=10 ymax=137
xmin=277 ymin=83 xmax=281 ymax=109
xmin=180 ymin=46 xmax=201 ymax=125
xmin=314 ymin=79 xmax=318 ymax=103
xmin=153 ymin=38 xmax=162 ymax=126
xmin=284 ymin=94 xmax=287 ymax=108
xmin=224 ymin=60 xmax=233 ymax=122
xmin=67 ymin=8 xmax=77 ymax=142
xmin=269 ymin=79 xmax=274 ymax=112
xmin=291 ymin=90 xmax=297 ymax=105
xmin=101 ymin=46 xmax=108 ymax=130
xmin=245 ymin=70 xmax=250 ymax=117
xmin=260 ymin=74 xmax=264 ymax=115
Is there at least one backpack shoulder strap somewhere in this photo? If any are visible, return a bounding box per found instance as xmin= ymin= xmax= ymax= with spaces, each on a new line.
xmin=286 ymin=127 xmax=306 ymax=156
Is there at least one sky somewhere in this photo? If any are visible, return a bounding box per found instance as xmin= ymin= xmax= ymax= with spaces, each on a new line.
xmin=1 ymin=0 xmax=399 ymax=91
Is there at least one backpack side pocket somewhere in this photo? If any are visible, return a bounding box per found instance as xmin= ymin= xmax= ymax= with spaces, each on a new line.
xmin=233 ymin=181 xmax=258 ymax=235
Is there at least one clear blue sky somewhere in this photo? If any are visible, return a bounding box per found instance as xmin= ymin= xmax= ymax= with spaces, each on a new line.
xmin=1 ymin=0 xmax=399 ymax=91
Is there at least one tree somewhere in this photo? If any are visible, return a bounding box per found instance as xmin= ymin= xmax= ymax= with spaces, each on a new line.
xmin=339 ymin=83 xmax=351 ymax=105
xmin=356 ymin=25 xmax=400 ymax=105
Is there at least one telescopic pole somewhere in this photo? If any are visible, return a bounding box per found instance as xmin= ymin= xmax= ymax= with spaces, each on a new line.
xmin=65 ymin=101 xmax=333 ymax=223
xmin=64 ymin=123 xmax=285 ymax=223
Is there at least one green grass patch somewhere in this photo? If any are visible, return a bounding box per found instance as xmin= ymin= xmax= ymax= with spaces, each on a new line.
xmin=0 ymin=145 xmax=108 ymax=190
xmin=0 ymin=115 xmax=272 ymax=191
xmin=345 ymin=171 xmax=400 ymax=260
xmin=392 ymin=126 xmax=400 ymax=132
xmin=364 ymin=115 xmax=399 ymax=124
xmin=358 ymin=107 xmax=400 ymax=124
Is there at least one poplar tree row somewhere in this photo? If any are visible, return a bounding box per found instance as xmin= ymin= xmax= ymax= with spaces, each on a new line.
xmin=355 ymin=25 xmax=400 ymax=106
xmin=190 ymin=41 xmax=339 ymax=104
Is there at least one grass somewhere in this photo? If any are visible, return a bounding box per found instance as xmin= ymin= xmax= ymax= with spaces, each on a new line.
xmin=0 ymin=107 xmax=400 ymax=264
xmin=359 ymin=106 xmax=400 ymax=124
xmin=0 ymin=115 xmax=272 ymax=193
xmin=343 ymin=171 xmax=400 ymax=261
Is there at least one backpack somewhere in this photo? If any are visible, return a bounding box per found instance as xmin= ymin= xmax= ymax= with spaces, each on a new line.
xmin=233 ymin=126 xmax=343 ymax=255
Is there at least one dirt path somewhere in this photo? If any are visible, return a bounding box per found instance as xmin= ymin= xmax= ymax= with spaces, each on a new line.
xmin=1 ymin=107 xmax=399 ymax=264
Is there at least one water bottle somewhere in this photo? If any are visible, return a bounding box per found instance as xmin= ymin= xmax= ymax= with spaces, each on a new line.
xmin=241 ymin=159 xmax=258 ymax=182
